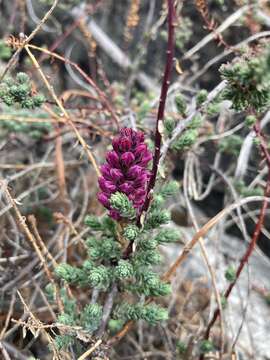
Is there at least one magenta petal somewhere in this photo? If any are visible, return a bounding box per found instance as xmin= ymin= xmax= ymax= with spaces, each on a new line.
xmin=134 ymin=144 xmax=147 ymax=157
xmin=109 ymin=209 xmax=121 ymax=220
xmin=110 ymin=168 xmax=123 ymax=182
xmin=119 ymin=182 xmax=134 ymax=194
xmin=137 ymin=131 xmax=144 ymax=142
xmin=134 ymin=199 xmax=145 ymax=207
xmin=98 ymin=192 xmax=110 ymax=208
xmin=106 ymin=151 xmax=120 ymax=168
xmin=119 ymin=137 xmax=131 ymax=152
xmin=112 ymin=137 xmax=120 ymax=152
xmin=121 ymin=152 xmax=135 ymax=167
xmin=140 ymin=151 xmax=152 ymax=166
xmin=127 ymin=165 xmax=142 ymax=179
xmin=98 ymin=177 xmax=116 ymax=193
xmin=135 ymin=188 xmax=146 ymax=198
xmin=128 ymin=193 xmax=135 ymax=201
xmin=100 ymin=164 xmax=112 ymax=180
xmin=120 ymin=128 xmax=133 ymax=137
xmin=133 ymin=173 xmax=148 ymax=187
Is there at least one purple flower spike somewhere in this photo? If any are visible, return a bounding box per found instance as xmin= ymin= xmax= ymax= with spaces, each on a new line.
xmin=97 ymin=128 xmax=153 ymax=219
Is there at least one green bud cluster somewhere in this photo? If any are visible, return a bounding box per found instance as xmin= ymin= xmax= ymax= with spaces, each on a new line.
xmin=0 ymin=73 xmax=45 ymax=109
xmin=172 ymin=128 xmax=199 ymax=151
xmin=123 ymin=224 xmax=139 ymax=241
xmin=187 ymin=114 xmax=203 ymax=130
xmin=176 ymin=340 xmax=187 ymax=355
xmin=0 ymin=40 xmax=12 ymax=61
xmin=114 ymin=303 xmax=168 ymax=325
xmin=132 ymin=249 xmax=162 ymax=266
xmin=108 ymin=319 xmax=124 ymax=333
xmin=175 ymin=94 xmax=187 ymax=116
xmin=225 ymin=265 xmax=236 ymax=282
xmin=169 ymin=113 xmax=203 ymax=152
xmin=220 ymin=47 xmax=270 ymax=112
xmin=88 ymin=265 xmax=111 ymax=290
xmin=114 ymin=260 xmax=134 ymax=279
xmin=200 ymin=340 xmax=214 ymax=354
xmin=54 ymin=335 xmax=75 ymax=351
xmin=84 ymin=215 xmax=103 ymax=231
xmin=160 ymin=180 xmax=179 ymax=197
xmin=110 ymin=192 xmax=136 ymax=219
xmin=86 ymin=236 xmax=121 ymax=261
xmin=151 ymin=194 xmax=165 ymax=209
xmin=81 ymin=304 xmax=103 ymax=332
xmin=164 ymin=117 xmax=176 ymax=136
xmin=206 ymin=100 xmax=222 ymax=116
xmin=245 ymin=115 xmax=256 ymax=127
xmin=218 ymin=135 xmax=243 ymax=156
xmin=55 ymin=263 xmax=86 ymax=286
xmin=145 ymin=209 xmax=171 ymax=229
xmin=196 ymin=89 xmax=208 ymax=105
xmin=154 ymin=228 xmax=180 ymax=244
xmin=137 ymin=237 xmax=158 ymax=250
xmin=60 ymin=289 xmax=77 ymax=315
xmin=57 ymin=313 xmax=76 ymax=326
xmin=132 ymin=270 xmax=171 ymax=297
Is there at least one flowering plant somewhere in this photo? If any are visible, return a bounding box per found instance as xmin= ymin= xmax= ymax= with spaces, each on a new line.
xmin=98 ymin=128 xmax=152 ymax=220
xmin=54 ymin=127 xmax=180 ymax=353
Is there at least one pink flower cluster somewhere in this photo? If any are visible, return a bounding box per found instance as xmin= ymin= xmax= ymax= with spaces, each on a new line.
xmin=98 ymin=128 xmax=152 ymax=220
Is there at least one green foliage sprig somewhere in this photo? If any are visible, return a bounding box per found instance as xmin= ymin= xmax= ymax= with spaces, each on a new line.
xmin=0 ymin=73 xmax=45 ymax=109
xmin=110 ymin=192 xmax=136 ymax=219
xmin=220 ymin=47 xmax=270 ymax=112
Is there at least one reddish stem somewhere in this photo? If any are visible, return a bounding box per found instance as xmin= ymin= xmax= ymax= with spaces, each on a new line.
xmin=122 ymin=0 xmax=175 ymax=259
xmin=138 ymin=0 xmax=176 ymax=225
xmin=200 ymin=121 xmax=270 ymax=359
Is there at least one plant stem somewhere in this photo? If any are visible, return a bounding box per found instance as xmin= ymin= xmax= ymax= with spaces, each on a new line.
xmin=138 ymin=0 xmax=176 ymax=225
